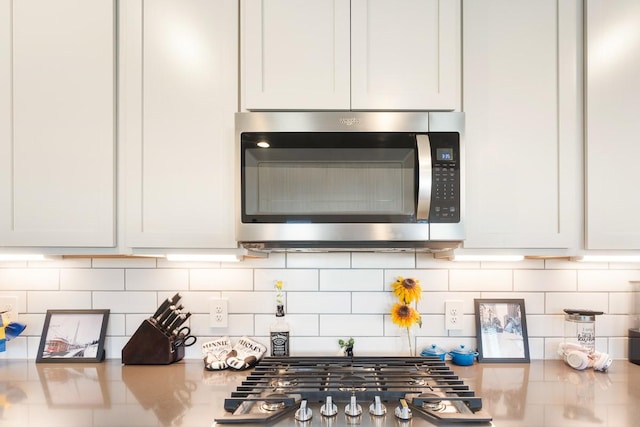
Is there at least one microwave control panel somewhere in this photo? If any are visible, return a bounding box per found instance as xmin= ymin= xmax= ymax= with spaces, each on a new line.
xmin=429 ymin=133 xmax=460 ymax=223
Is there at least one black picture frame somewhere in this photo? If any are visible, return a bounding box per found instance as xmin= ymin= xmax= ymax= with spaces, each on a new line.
xmin=474 ymin=299 xmax=530 ymax=363
xmin=36 ymin=309 xmax=109 ymax=363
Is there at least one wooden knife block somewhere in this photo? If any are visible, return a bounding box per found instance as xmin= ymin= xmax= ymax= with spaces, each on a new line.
xmin=122 ymin=319 xmax=185 ymax=365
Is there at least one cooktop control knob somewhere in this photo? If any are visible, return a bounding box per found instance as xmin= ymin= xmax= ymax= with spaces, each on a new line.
xmin=295 ymin=400 xmax=313 ymax=422
xmin=369 ymin=396 xmax=387 ymax=416
xmin=345 ymin=395 xmax=363 ymax=417
xmin=320 ymin=396 xmax=338 ymax=417
xmin=395 ymin=399 xmax=412 ymax=420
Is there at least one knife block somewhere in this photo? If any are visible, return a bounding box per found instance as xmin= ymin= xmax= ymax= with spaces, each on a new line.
xmin=122 ymin=319 xmax=184 ymax=365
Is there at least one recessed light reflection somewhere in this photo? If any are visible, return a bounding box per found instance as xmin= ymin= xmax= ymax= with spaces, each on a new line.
xmin=257 ymin=141 xmax=270 ymax=148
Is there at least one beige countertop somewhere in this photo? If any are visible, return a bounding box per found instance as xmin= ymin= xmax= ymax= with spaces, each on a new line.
xmin=0 ymin=358 xmax=638 ymax=427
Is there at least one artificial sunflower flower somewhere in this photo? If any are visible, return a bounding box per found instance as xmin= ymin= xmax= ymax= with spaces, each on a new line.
xmin=392 ymin=276 xmax=422 ymax=304
xmin=390 ymin=303 xmax=422 ymax=328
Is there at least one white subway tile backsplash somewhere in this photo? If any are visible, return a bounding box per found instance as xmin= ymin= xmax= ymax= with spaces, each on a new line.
xmin=3 ymin=255 xmax=640 ymax=360
xmin=578 ymin=270 xmax=640 ymax=291
xmin=254 ymin=314 xmax=318 ymax=337
xmin=223 ymin=291 xmax=276 ymax=314
xmin=351 ymin=252 xmax=415 ymax=269
xmin=61 ymin=269 xmax=124 ymax=291
xmin=286 ymin=252 xmax=350 ymax=269
xmin=514 ymin=269 xmax=577 ymax=292
xmin=545 ymin=292 xmax=609 ymax=314
xmin=610 ymin=292 xmax=635 ymax=314
xmin=352 ymin=292 xmax=395 ymax=314
xmin=598 ymin=314 xmax=631 ymax=336
xmin=254 ymin=269 xmax=318 ymax=291
xmin=190 ymin=269 xmax=253 ymax=291
xmin=106 ymin=313 xmax=126 ymax=336
xmin=288 ymin=292 xmax=351 ymax=314
xmin=320 ymin=314 xmax=383 ymax=336
xmin=450 ymin=269 xmax=512 ymax=291
xmin=92 ymin=291 xmax=157 ymax=314
xmin=527 ymin=314 xmax=564 ymax=337
xmin=126 ymin=269 xmax=189 ymax=291
xmin=28 ymin=291 xmax=92 ymax=312
xmin=320 ymin=269 xmax=383 ymax=291
xmin=0 ymin=269 xmax=59 ymax=290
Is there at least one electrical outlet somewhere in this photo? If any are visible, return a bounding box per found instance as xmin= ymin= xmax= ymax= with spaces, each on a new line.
xmin=0 ymin=296 xmax=18 ymax=324
xmin=445 ymin=300 xmax=463 ymax=330
xmin=210 ymin=298 xmax=228 ymax=328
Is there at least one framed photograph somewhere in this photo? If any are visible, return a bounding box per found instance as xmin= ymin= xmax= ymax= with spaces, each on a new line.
xmin=474 ymin=299 xmax=529 ymax=363
xmin=36 ymin=309 xmax=109 ymax=363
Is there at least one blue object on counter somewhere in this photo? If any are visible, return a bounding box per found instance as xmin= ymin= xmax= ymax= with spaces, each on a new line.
xmin=448 ymin=344 xmax=478 ymax=366
xmin=420 ymin=344 xmax=446 ymax=360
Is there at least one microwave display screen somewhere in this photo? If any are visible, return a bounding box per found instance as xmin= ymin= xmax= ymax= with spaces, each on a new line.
xmin=437 ymin=148 xmax=454 ymax=161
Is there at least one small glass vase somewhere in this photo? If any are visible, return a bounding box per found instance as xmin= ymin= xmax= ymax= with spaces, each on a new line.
xmin=398 ymin=327 xmax=416 ymax=357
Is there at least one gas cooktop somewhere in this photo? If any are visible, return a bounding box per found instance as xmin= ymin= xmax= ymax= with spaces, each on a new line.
xmin=213 ymin=356 xmax=493 ymax=426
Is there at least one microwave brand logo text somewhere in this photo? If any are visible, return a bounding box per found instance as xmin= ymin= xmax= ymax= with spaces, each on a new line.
xmin=338 ymin=117 xmax=360 ymax=126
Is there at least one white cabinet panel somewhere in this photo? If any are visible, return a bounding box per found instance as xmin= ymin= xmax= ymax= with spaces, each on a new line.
xmin=0 ymin=0 xmax=115 ymax=247
xmin=586 ymin=0 xmax=640 ymax=249
xmin=351 ymin=0 xmax=460 ymax=111
xmin=463 ymin=0 xmax=581 ymax=249
xmin=241 ymin=0 xmax=351 ymax=110
xmin=122 ymin=0 xmax=237 ymax=248
xmin=241 ymin=0 xmax=460 ymax=111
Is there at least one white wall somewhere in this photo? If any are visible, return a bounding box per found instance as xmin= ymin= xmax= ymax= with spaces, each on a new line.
xmin=1 ymin=253 xmax=638 ymax=361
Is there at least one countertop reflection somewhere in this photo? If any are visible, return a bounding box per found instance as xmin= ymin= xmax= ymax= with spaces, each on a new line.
xmin=0 ymin=359 xmax=639 ymax=426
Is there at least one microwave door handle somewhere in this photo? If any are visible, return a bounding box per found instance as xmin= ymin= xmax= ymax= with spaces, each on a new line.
xmin=416 ymin=135 xmax=432 ymax=221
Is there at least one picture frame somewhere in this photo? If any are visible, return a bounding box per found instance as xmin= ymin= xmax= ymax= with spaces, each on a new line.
xmin=36 ymin=309 xmax=109 ymax=363
xmin=474 ymin=299 xmax=530 ymax=363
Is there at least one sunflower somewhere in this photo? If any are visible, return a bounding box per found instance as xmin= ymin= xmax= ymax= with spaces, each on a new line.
xmin=392 ymin=276 xmax=422 ymax=304
xmin=391 ymin=303 xmax=422 ymax=328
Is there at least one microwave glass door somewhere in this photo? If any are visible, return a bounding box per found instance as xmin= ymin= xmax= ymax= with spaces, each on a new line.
xmin=241 ymin=133 xmax=416 ymax=223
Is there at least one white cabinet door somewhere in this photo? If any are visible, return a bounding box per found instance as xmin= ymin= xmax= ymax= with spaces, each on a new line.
xmin=585 ymin=0 xmax=640 ymax=249
xmin=241 ymin=0 xmax=351 ymax=110
xmin=462 ymin=0 xmax=581 ymax=249
xmin=241 ymin=0 xmax=460 ymax=111
xmin=122 ymin=0 xmax=237 ymax=249
xmin=351 ymin=0 xmax=461 ymax=111
xmin=0 ymin=0 xmax=115 ymax=247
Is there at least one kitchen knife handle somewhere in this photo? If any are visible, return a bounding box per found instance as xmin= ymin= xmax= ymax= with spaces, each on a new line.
xmin=153 ymin=298 xmax=172 ymax=319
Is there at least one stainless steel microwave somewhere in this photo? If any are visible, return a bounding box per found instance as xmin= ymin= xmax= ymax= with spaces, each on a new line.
xmin=235 ymin=112 xmax=464 ymax=252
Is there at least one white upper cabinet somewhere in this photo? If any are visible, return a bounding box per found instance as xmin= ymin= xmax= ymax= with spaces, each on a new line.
xmin=241 ymin=0 xmax=461 ymax=111
xmin=242 ymin=0 xmax=351 ymax=110
xmin=121 ymin=0 xmax=237 ymax=249
xmin=350 ymin=0 xmax=460 ymax=110
xmin=462 ymin=0 xmax=582 ymax=249
xmin=585 ymin=0 xmax=640 ymax=250
xmin=0 ymin=0 xmax=115 ymax=247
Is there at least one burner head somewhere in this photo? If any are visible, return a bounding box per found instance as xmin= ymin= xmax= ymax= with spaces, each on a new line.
xmin=269 ymin=378 xmax=298 ymax=390
xmin=260 ymin=393 xmax=289 ymax=412
xmin=418 ymin=392 xmax=446 ymax=412
xmin=338 ymin=375 xmax=367 ymax=392
xmin=409 ymin=376 xmax=427 ymax=386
